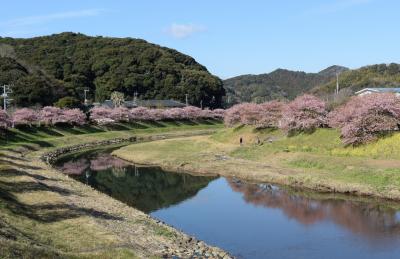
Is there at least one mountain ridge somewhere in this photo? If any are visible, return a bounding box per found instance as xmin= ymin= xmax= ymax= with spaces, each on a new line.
xmin=223 ymin=65 xmax=349 ymax=105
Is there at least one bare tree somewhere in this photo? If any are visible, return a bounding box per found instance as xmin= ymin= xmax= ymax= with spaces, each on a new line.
xmin=111 ymin=91 xmax=125 ymax=107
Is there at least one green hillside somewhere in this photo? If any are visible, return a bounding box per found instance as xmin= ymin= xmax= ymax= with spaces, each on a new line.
xmin=311 ymin=63 xmax=400 ymax=96
xmin=223 ymin=65 xmax=348 ymax=105
xmin=0 ymin=32 xmax=224 ymax=108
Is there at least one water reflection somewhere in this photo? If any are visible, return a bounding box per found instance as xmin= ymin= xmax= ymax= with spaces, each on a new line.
xmin=228 ymin=179 xmax=400 ymax=242
xmin=56 ymin=150 xmax=400 ymax=258
xmin=56 ymin=152 xmax=217 ymax=213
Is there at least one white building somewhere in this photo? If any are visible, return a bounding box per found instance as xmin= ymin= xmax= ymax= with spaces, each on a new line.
xmin=355 ymin=88 xmax=400 ymax=96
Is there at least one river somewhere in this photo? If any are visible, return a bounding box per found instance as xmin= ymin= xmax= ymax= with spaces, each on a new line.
xmin=55 ymin=149 xmax=400 ymax=259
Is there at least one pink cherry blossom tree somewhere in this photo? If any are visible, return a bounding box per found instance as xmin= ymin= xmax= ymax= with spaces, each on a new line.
xmin=211 ymin=109 xmax=225 ymax=119
xmin=224 ymin=103 xmax=245 ymax=127
xmin=39 ymin=106 xmax=64 ymax=126
xmin=182 ymin=106 xmax=203 ymax=120
xmin=61 ymin=108 xmax=86 ymax=126
xmin=239 ymin=103 xmax=264 ymax=125
xmin=224 ymin=103 xmax=268 ymax=127
xmin=110 ymin=107 xmax=130 ymax=122
xmin=0 ymin=109 xmax=10 ymax=129
xmin=129 ymin=107 xmax=150 ymax=120
xmin=163 ymin=108 xmax=185 ymax=120
xmin=258 ymin=100 xmax=285 ymax=128
xmin=200 ymin=109 xmax=214 ymax=119
xmin=279 ymin=94 xmax=327 ymax=134
xmin=89 ymin=107 xmax=114 ymax=124
xmin=145 ymin=109 xmax=164 ymax=121
xmin=12 ymin=108 xmax=39 ymax=127
xmin=328 ymin=93 xmax=400 ymax=145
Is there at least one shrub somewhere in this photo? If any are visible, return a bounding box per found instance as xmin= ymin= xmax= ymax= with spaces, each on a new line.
xmin=280 ymin=94 xmax=327 ymax=134
xmin=54 ymin=96 xmax=81 ymax=108
xmin=328 ymin=93 xmax=400 ymax=145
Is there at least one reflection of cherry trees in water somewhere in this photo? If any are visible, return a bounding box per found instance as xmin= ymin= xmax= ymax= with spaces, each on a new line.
xmin=228 ymin=179 xmax=400 ymax=241
xmin=89 ymin=154 xmax=129 ymax=171
xmin=59 ymin=158 xmax=89 ymax=175
xmin=58 ymin=155 xmax=400 ymax=243
xmin=57 ymin=152 xmax=216 ymax=212
xmin=58 ymin=154 xmax=130 ymax=175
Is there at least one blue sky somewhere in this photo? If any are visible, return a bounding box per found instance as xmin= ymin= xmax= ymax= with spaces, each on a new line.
xmin=0 ymin=0 xmax=399 ymax=79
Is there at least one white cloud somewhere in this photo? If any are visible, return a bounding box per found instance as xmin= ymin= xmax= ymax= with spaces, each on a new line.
xmin=0 ymin=9 xmax=105 ymax=28
xmin=165 ymin=23 xmax=206 ymax=39
xmin=307 ymin=0 xmax=373 ymax=15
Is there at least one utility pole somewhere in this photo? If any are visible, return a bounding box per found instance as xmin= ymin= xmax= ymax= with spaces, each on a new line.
xmin=200 ymin=100 xmax=203 ymax=109
xmin=84 ymin=89 xmax=89 ymax=105
xmin=185 ymin=94 xmax=189 ymax=106
xmin=133 ymin=91 xmax=138 ymax=103
xmin=336 ymin=73 xmax=340 ymax=95
xmin=1 ymin=84 xmax=13 ymax=111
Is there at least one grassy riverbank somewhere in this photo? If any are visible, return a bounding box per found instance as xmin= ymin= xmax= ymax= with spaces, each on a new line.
xmin=0 ymin=120 xmax=223 ymax=151
xmin=0 ymin=121 xmax=229 ymax=258
xmin=113 ymin=126 xmax=400 ymax=200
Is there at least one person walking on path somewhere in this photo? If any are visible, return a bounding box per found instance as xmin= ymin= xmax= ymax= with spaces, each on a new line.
xmin=240 ymin=137 xmax=243 ymax=146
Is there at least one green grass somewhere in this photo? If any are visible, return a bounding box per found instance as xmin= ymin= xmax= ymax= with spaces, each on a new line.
xmin=225 ymin=127 xmax=342 ymax=159
xmin=135 ymin=219 xmax=177 ymax=239
xmin=331 ymin=133 xmax=400 ymax=159
xmin=0 ymin=120 xmax=223 ymax=258
xmin=113 ymin=126 xmax=400 ymax=200
xmin=287 ymin=158 xmax=327 ymax=169
xmin=0 ymin=120 xmax=223 ymax=151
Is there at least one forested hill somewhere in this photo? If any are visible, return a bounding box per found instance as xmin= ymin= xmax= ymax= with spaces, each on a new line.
xmin=311 ymin=63 xmax=400 ymax=96
xmin=224 ymin=65 xmax=348 ymax=105
xmin=0 ymin=32 xmax=224 ymax=108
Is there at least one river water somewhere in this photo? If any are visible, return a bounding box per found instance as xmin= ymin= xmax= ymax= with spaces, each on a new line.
xmin=56 ymin=149 xmax=400 ymax=259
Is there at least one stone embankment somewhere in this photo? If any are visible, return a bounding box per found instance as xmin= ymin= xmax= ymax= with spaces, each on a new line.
xmin=41 ymin=130 xmax=215 ymax=164
xmin=41 ymin=136 xmax=137 ymax=164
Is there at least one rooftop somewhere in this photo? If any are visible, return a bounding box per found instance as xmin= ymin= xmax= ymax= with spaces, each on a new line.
xmin=136 ymin=99 xmax=186 ymax=107
xmin=96 ymin=99 xmax=186 ymax=108
xmin=355 ymin=87 xmax=400 ymax=95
